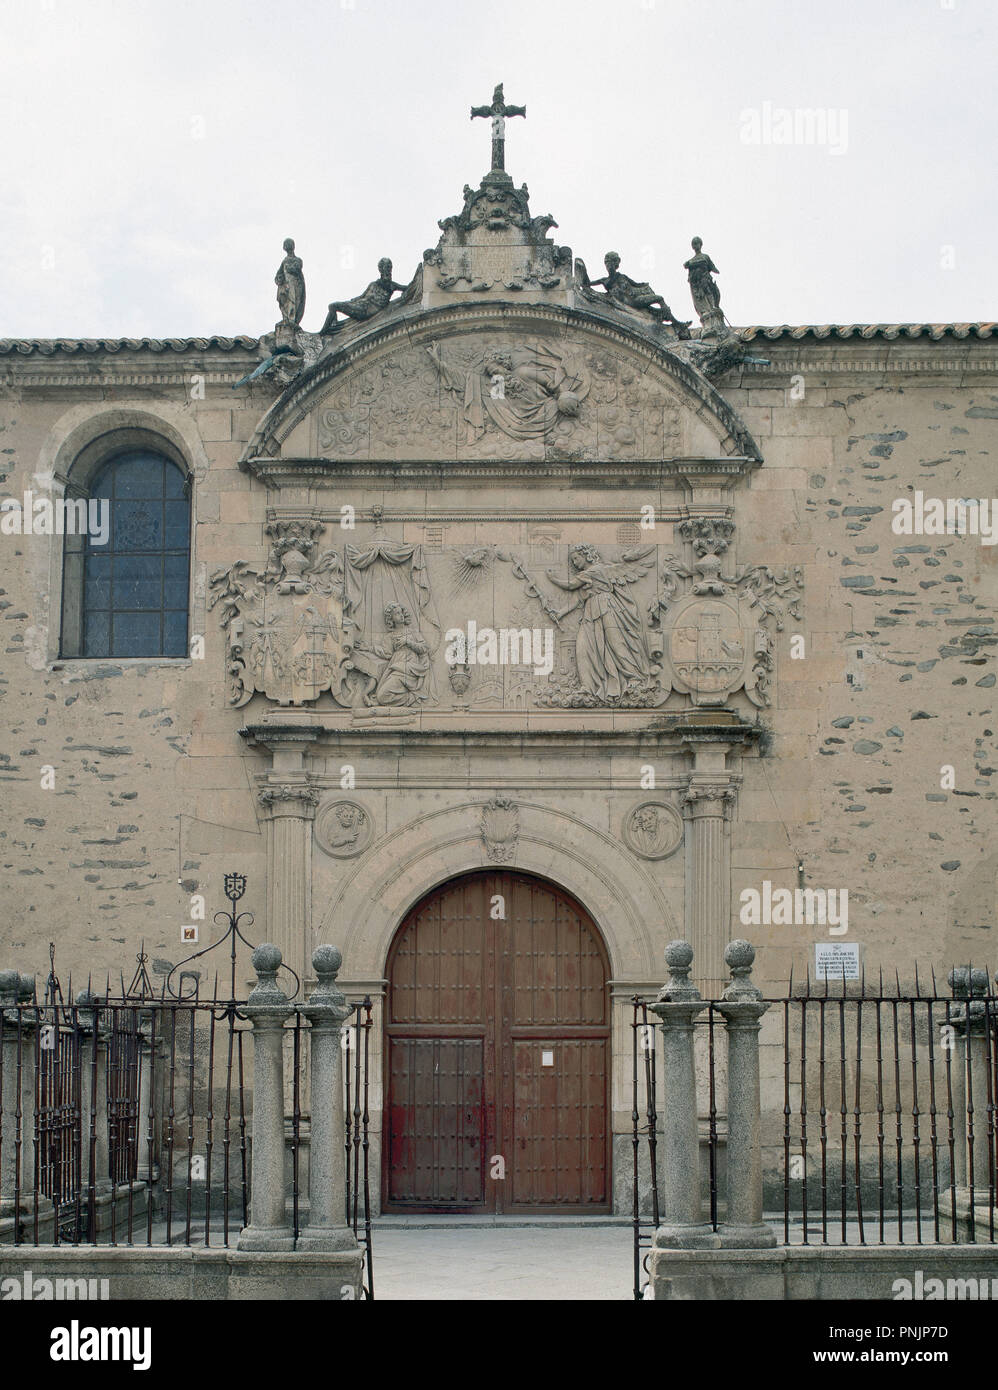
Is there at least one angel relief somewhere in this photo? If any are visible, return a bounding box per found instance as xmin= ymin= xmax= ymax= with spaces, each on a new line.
xmin=539 ymin=543 xmax=666 ymax=706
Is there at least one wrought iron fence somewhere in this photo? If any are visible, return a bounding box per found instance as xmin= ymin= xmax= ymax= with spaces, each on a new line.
xmin=1 ymin=890 xmax=375 ymax=1296
xmin=631 ymin=967 xmax=998 ymax=1299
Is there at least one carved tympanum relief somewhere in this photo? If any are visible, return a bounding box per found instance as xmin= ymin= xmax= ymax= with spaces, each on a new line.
xmin=313 ymin=336 xmax=681 ymax=462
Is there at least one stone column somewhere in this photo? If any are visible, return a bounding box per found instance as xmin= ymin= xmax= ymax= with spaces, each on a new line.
xmin=238 ymin=944 xmax=294 ymax=1251
xmin=134 ymin=1009 xmax=156 ymax=1183
xmin=76 ymin=987 xmax=113 ymax=1228
xmin=298 ymin=946 xmax=359 ymax=1252
xmin=716 ymin=940 xmax=776 ymax=1247
xmin=0 ymin=971 xmax=49 ymax=1232
xmin=682 ymin=777 xmax=738 ymax=997
xmin=948 ymin=967 xmax=993 ymax=1205
xmin=648 ymin=942 xmax=711 ymax=1247
xmin=259 ymin=783 xmax=320 ymax=989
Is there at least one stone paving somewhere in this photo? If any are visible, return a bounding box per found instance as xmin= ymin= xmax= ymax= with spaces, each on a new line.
xmin=369 ymin=1218 xmax=635 ymax=1300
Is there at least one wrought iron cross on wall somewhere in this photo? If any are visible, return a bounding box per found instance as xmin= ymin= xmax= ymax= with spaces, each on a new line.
xmin=470 ymin=82 xmax=526 ymax=172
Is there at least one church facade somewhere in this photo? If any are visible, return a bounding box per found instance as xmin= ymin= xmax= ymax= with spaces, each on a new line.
xmin=1 ymin=91 xmax=995 ymax=1214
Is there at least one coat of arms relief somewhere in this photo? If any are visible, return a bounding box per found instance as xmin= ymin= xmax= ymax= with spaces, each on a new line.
xmin=210 ymin=513 xmax=802 ymax=714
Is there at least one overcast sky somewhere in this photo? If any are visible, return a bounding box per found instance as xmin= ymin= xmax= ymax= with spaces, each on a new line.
xmin=1 ymin=0 xmax=994 ymax=339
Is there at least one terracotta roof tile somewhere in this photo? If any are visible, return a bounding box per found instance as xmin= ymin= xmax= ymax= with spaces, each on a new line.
xmin=740 ymin=323 xmax=997 ymax=342
xmin=0 ymin=335 xmax=260 ymax=355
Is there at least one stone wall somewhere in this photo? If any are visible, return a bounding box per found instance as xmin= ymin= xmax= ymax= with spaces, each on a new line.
xmin=1 ymin=327 xmax=995 ymax=1213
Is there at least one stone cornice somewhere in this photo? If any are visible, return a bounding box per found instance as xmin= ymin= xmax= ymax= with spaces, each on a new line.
xmin=240 ymin=453 xmax=761 ymax=489
xmin=239 ymin=717 xmax=762 ymax=754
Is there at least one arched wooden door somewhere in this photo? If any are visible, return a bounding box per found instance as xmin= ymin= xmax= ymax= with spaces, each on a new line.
xmin=384 ymin=870 xmax=610 ymax=1213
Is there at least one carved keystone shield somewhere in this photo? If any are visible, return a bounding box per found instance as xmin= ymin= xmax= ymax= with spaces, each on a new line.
xmin=665 ymin=595 xmax=747 ymax=706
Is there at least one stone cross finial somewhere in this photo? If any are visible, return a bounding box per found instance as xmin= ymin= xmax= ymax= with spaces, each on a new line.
xmin=470 ymin=82 xmax=526 ymax=173
xmin=722 ymin=939 xmax=763 ymax=1003
xmin=658 ymin=940 xmax=702 ymax=1003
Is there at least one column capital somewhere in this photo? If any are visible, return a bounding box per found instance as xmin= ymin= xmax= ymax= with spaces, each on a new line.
xmin=257 ymin=780 xmax=321 ymax=820
xmin=682 ymin=778 xmax=738 ymax=821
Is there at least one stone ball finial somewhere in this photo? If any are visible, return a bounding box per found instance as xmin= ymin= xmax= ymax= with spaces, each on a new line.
xmin=948 ymin=966 xmax=971 ymax=998
xmin=725 ymin=939 xmax=756 ymax=972
xmin=312 ymin=945 xmax=342 ymax=979
xmin=17 ymin=973 xmax=34 ymax=1002
xmin=969 ymin=967 xmax=990 ymax=998
xmin=664 ymin=940 xmax=694 ymax=972
xmin=0 ymin=969 xmax=19 ymax=1003
xmin=656 ymin=940 xmax=702 ymax=1005
xmin=75 ymin=986 xmax=95 ymax=1007
xmin=252 ymin=944 xmax=282 ymax=975
xmin=308 ymin=944 xmax=348 ymax=1012
xmin=722 ymin=938 xmax=763 ymax=1004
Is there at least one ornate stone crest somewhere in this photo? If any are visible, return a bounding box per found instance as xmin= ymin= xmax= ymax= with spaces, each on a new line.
xmin=481 ymin=796 xmax=518 ymax=863
xmin=650 ymin=520 xmax=803 ymax=709
xmin=622 ymin=801 xmax=684 ymax=860
xmin=209 ymin=521 xmax=346 ymax=708
xmin=314 ymin=800 xmax=374 ymax=858
xmin=665 ymin=595 xmax=747 ymax=704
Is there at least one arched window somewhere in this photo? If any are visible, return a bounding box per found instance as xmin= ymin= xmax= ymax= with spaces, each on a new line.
xmin=61 ymin=450 xmax=190 ymax=658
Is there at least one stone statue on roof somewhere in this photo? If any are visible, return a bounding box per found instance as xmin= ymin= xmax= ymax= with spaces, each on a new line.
xmin=684 ymin=237 xmax=726 ymax=338
xmin=576 ymin=252 xmax=691 ymax=337
xmin=275 ymin=238 xmax=306 ymax=329
xmin=320 ymin=258 xmax=410 ymax=335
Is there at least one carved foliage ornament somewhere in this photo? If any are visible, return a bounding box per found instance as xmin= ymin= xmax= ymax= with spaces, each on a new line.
xmin=481 ymin=796 xmax=518 ymax=863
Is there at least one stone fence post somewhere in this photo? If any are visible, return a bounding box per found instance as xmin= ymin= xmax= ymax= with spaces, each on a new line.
xmin=299 ymin=946 xmax=359 ymax=1253
xmin=238 ymin=944 xmax=294 ymax=1251
xmin=945 ymin=966 xmax=993 ymax=1204
xmin=716 ymin=940 xmax=776 ymax=1248
xmin=76 ymin=987 xmax=113 ymax=1231
xmin=0 ymin=971 xmax=50 ymax=1236
xmin=648 ymin=941 xmax=711 ymax=1247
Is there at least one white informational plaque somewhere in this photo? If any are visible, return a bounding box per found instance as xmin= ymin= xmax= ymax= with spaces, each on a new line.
xmin=815 ymin=942 xmax=860 ymax=980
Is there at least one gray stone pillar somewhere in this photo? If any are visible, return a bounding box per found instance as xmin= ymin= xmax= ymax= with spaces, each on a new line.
xmin=76 ymin=988 xmax=113 ymax=1210
xmin=649 ymin=942 xmax=712 ymax=1247
xmin=238 ymin=944 xmax=294 ymax=1251
xmin=0 ymin=971 xmax=44 ymax=1226
xmin=948 ymin=967 xmax=993 ymax=1204
xmin=259 ymin=782 xmax=319 ymax=988
xmin=716 ymin=941 xmax=776 ymax=1247
xmin=298 ymin=946 xmax=359 ymax=1252
xmin=134 ymin=1009 xmax=156 ymax=1183
xmin=682 ymin=780 xmax=737 ymax=996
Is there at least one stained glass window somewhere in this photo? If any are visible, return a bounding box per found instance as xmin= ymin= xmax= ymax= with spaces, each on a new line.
xmin=76 ymin=451 xmax=190 ymax=658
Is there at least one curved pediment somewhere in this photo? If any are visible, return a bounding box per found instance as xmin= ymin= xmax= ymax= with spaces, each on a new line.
xmin=239 ymin=303 xmax=761 ymax=478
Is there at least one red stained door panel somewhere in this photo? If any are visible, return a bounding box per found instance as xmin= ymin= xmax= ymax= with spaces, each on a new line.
xmin=385 ymin=871 xmax=609 ymax=1213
